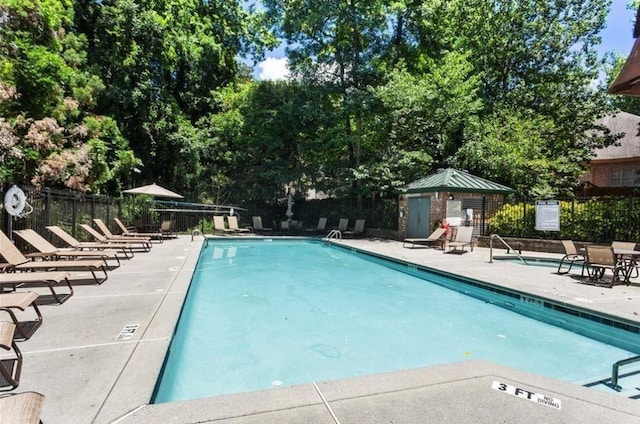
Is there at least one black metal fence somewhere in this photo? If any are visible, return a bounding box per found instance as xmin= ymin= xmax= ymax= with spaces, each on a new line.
xmin=10 ymin=185 xmax=637 ymax=244
xmin=1 ymin=186 xmax=122 ymax=247
xmin=487 ymin=196 xmax=640 ymax=243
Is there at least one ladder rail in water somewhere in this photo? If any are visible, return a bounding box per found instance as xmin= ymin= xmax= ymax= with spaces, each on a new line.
xmin=611 ymin=354 xmax=640 ymax=391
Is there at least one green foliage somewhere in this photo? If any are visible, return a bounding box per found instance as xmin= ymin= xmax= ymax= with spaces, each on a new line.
xmin=0 ymin=0 xmax=138 ymax=191
xmin=489 ymin=198 xmax=640 ymax=242
xmin=0 ymin=0 xmax=624 ymax=214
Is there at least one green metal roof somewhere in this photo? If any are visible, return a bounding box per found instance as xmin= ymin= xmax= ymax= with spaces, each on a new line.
xmin=401 ymin=168 xmax=514 ymax=195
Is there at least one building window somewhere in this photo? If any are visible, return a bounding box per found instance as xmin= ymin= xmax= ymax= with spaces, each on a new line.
xmin=609 ymin=169 xmax=640 ymax=187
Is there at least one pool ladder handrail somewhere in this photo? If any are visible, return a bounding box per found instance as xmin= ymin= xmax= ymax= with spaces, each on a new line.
xmin=324 ymin=229 xmax=342 ymax=241
xmin=489 ymin=234 xmax=528 ymax=265
xmin=611 ymin=354 xmax=640 ymax=391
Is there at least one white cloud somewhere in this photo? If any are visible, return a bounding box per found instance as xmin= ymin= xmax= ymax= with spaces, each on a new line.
xmin=257 ymin=57 xmax=290 ymax=81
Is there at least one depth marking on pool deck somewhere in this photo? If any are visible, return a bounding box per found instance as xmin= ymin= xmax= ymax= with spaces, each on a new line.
xmin=116 ymin=324 xmax=140 ymax=341
xmin=491 ymin=381 xmax=562 ymax=410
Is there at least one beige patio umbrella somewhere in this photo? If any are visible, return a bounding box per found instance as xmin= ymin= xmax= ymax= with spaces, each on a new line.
xmin=123 ymin=183 xmax=183 ymax=199
xmin=608 ymin=7 xmax=640 ymax=96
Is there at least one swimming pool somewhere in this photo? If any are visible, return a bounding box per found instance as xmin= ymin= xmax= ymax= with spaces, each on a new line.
xmin=153 ymin=240 xmax=640 ymax=403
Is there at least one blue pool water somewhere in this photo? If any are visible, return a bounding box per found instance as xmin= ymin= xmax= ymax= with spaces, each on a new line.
xmin=153 ymin=240 xmax=640 ymax=403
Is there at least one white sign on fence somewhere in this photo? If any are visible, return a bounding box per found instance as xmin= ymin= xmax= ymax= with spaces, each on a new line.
xmin=535 ymin=200 xmax=560 ymax=232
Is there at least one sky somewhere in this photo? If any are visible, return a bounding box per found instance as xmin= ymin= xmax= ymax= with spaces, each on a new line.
xmin=255 ymin=2 xmax=638 ymax=81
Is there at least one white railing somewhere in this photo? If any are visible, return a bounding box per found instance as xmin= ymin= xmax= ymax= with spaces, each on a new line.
xmin=489 ymin=234 xmax=528 ymax=265
xmin=324 ymin=229 xmax=342 ymax=241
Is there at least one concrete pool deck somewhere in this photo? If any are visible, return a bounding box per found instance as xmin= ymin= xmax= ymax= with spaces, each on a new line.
xmin=8 ymin=235 xmax=640 ymax=423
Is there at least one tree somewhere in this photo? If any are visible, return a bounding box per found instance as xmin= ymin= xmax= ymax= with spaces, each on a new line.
xmin=79 ymin=0 xmax=272 ymax=196
xmin=0 ymin=0 xmax=139 ymax=191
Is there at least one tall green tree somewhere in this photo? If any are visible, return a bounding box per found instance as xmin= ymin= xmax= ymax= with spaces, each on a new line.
xmin=437 ymin=0 xmax=614 ymax=195
xmin=78 ymin=0 xmax=273 ymax=196
xmin=0 ymin=0 xmax=138 ymax=191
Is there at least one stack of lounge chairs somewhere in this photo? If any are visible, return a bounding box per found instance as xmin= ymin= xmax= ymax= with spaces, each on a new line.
xmin=0 ymin=218 xmax=177 ymax=421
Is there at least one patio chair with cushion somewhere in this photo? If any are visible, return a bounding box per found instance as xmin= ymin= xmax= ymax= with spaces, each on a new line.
xmin=0 ymin=292 xmax=42 ymax=340
xmin=0 ymin=391 xmax=45 ymax=424
xmin=0 ymin=231 xmax=108 ymax=285
xmin=584 ymin=245 xmax=626 ymax=287
xmin=13 ymin=229 xmax=121 ymax=268
xmin=0 ymin=322 xmax=23 ymax=390
xmin=46 ymin=225 xmax=134 ymax=259
xmin=556 ymin=240 xmax=585 ymax=275
xmin=113 ymin=218 xmax=163 ymax=242
xmin=403 ymin=228 xmax=447 ymax=249
xmin=445 ymin=226 xmax=475 ymax=253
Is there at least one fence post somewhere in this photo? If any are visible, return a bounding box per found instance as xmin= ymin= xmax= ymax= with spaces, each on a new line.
xmin=2 ymin=183 xmax=12 ymax=240
xmin=522 ymin=202 xmax=527 ymax=237
xmin=91 ymin=194 xmax=95 ymax=222
xmin=481 ymin=196 xmax=487 ymax=236
xmin=72 ymin=193 xmax=78 ymax=237
xmin=44 ymin=187 xmax=51 ymax=227
xmin=571 ymin=199 xmax=575 ymax=238
xmin=628 ymin=195 xmax=633 ymax=241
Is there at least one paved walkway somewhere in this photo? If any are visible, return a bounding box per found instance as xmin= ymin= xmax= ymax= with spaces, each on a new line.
xmin=8 ymin=235 xmax=640 ymax=423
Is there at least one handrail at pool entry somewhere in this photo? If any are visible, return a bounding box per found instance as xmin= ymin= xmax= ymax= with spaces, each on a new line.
xmin=489 ymin=234 xmax=528 ymax=265
xmin=611 ymin=354 xmax=640 ymax=391
xmin=325 ymin=229 xmax=342 ymax=241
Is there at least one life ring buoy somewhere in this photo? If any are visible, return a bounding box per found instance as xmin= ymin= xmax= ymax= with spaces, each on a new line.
xmin=4 ymin=185 xmax=27 ymax=217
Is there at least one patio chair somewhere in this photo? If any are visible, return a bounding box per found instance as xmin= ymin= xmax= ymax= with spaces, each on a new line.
xmin=0 ymin=272 xmax=73 ymax=304
xmin=160 ymin=220 xmax=176 ymax=239
xmin=556 ymin=240 xmax=585 ymax=275
xmin=0 ymin=292 xmax=43 ymax=340
xmin=114 ymin=218 xmax=164 ymax=242
xmin=93 ymin=219 xmax=152 ymax=246
xmin=0 ymin=230 xmax=108 ymax=285
xmin=305 ymin=217 xmax=327 ymax=234
xmin=227 ymin=216 xmax=251 ymax=233
xmin=0 ymin=322 xmax=23 ymax=390
xmin=337 ymin=218 xmax=349 ymax=231
xmin=445 ymin=226 xmax=475 ymax=253
xmin=252 ymin=216 xmax=272 ymax=233
xmin=0 ymin=391 xmax=45 ymax=424
xmin=213 ymin=216 xmax=233 ymax=234
xmin=343 ymin=219 xmax=365 ymax=238
xmin=403 ymin=228 xmax=447 ymax=249
xmin=80 ymin=224 xmax=151 ymax=252
xmin=46 ymin=225 xmax=135 ymax=259
xmin=13 ymin=229 xmax=121 ymax=268
xmin=584 ymin=245 xmax=626 ymax=287
xmin=612 ymin=241 xmax=639 ymax=280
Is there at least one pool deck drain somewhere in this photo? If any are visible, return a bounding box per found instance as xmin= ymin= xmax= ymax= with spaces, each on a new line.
xmin=12 ymin=235 xmax=640 ymax=423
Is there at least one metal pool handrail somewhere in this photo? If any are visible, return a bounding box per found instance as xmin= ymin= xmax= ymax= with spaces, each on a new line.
xmin=325 ymin=230 xmax=342 ymax=241
xmin=611 ymin=354 xmax=640 ymax=391
xmin=489 ymin=234 xmax=528 ymax=265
